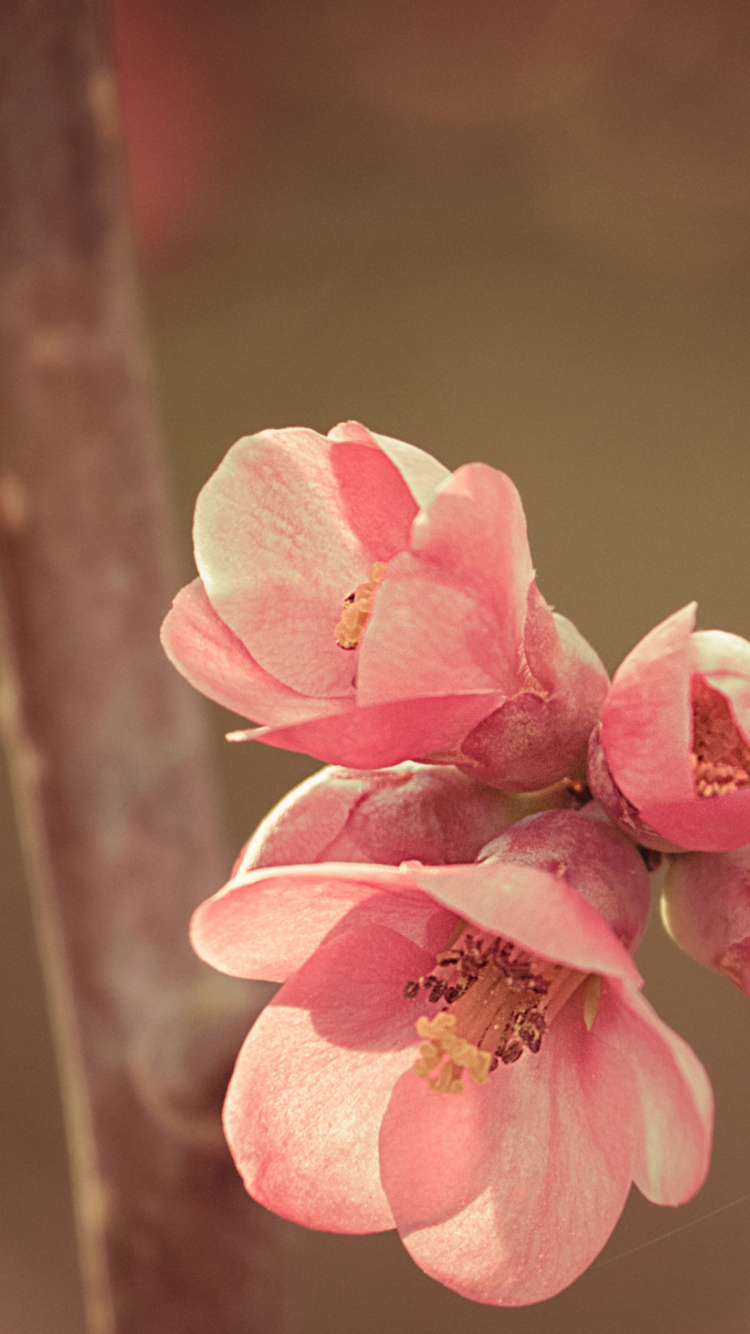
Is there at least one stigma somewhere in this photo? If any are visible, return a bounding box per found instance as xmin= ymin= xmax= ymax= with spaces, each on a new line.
xmin=404 ymin=927 xmax=599 ymax=1096
xmin=691 ymin=676 xmax=750 ymax=797
xmin=334 ymin=562 xmax=388 ymax=649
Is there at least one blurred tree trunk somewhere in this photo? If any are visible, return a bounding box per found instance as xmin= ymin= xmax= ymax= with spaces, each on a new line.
xmin=0 ymin=1 xmax=291 ymax=1330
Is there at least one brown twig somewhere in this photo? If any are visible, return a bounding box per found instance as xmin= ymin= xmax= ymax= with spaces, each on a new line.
xmin=0 ymin=2 xmax=290 ymax=1330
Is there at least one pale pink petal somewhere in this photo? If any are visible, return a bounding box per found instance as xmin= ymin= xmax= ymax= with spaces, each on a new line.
xmin=327 ymin=421 xmax=451 ymax=510
xmin=596 ymin=980 xmax=713 ymax=1205
xmin=693 ymin=629 xmax=750 ymax=742
xmin=379 ymin=995 xmax=635 ymax=1305
xmin=356 ymin=464 xmax=535 ymax=704
xmin=237 ymin=692 xmax=502 ymax=768
xmin=190 ymin=862 xmax=451 ymax=982
xmin=193 ymin=427 xmax=418 ymax=697
xmin=405 ymin=860 xmax=642 ymax=984
xmin=160 ymin=579 xmax=349 ymax=723
xmin=602 ymin=605 xmax=697 ymax=806
xmin=223 ymin=926 xmax=431 ymax=1232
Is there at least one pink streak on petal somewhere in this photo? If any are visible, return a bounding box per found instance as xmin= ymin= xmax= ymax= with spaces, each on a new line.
xmin=327 ymin=421 xmax=451 ymax=510
xmin=224 ymin=926 xmax=431 ymax=1233
xmin=190 ymin=862 xmax=449 ymax=982
xmin=193 ymin=427 xmax=417 ymax=697
xmin=239 ymin=692 xmax=502 ymax=767
xmin=597 ymin=980 xmax=713 ymax=1205
xmin=379 ymin=997 xmax=635 ymax=1306
xmin=602 ymin=604 xmax=697 ymax=806
xmin=160 ymin=579 xmax=349 ymax=723
xmin=356 ymin=463 xmax=534 ymax=704
xmin=639 ymin=787 xmax=750 ymax=852
xmin=404 ymin=861 xmax=641 ymax=984
xmin=693 ymin=629 xmax=750 ymax=742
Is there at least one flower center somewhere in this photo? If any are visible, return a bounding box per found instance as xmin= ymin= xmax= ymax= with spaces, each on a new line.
xmin=334 ymin=562 xmax=388 ymax=650
xmin=404 ymin=926 xmax=599 ymax=1096
xmin=691 ymin=675 xmax=750 ymax=797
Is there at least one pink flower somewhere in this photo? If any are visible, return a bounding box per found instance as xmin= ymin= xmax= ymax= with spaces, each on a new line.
xmin=235 ymin=759 xmax=581 ymax=874
xmin=662 ymin=845 xmax=750 ymax=997
xmin=191 ymin=808 xmax=712 ymax=1306
xmin=161 ymin=421 xmax=608 ymax=789
xmin=588 ymin=604 xmax=750 ymax=852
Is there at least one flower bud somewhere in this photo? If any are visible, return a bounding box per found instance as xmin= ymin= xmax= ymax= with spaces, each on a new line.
xmin=588 ymin=604 xmax=750 ymax=852
xmin=235 ymin=761 xmax=578 ymax=875
xmin=478 ymin=804 xmax=652 ymax=951
xmin=662 ymin=846 xmax=750 ymax=996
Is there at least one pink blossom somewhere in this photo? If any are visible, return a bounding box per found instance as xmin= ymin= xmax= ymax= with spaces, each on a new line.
xmin=662 ymin=845 xmax=750 ymax=997
xmin=161 ymin=421 xmax=608 ymax=789
xmin=235 ymin=760 xmax=581 ymax=874
xmin=588 ymin=604 xmax=750 ymax=852
xmin=191 ymin=809 xmax=712 ymax=1306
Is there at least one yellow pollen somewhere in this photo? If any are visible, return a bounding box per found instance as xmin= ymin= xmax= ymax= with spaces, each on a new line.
xmin=334 ymin=562 xmax=388 ymax=650
xmin=691 ymin=676 xmax=750 ymax=797
xmin=415 ymin=1013 xmax=492 ymax=1095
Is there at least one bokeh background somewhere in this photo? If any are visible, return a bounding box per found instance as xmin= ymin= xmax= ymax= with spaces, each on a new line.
xmin=2 ymin=1 xmax=750 ymax=1329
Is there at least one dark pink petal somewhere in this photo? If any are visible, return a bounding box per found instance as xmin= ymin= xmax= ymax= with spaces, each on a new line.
xmin=223 ymin=926 xmax=431 ymax=1233
xmin=602 ymin=605 xmax=697 ymax=807
xmin=190 ymin=862 xmax=451 ymax=982
xmin=356 ymin=464 xmax=535 ymax=704
xmin=596 ymin=980 xmax=713 ymax=1205
xmin=587 ymin=724 xmax=685 ymax=853
xmin=193 ymin=427 xmax=419 ymax=698
xmin=405 ymin=860 xmax=642 ymax=984
xmin=639 ymin=788 xmax=750 ymax=852
xmin=458 ymin=612 xmax=609 ymax=789
xmin=160 ymin=579 xmax=349 ymax=723
xmin=327 ymin=421 xmax=451 ymax=510
xmin=379 ymin=995 xmax=635 ymax=1305
xmin=237 ymin=692 xmax=502 ymax=768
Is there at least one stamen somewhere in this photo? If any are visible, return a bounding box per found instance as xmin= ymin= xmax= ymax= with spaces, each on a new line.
xmin=405 ymin=926 xmax=591 ymax=1095
xmin=334 ymin=562 xmax=388 ymax=649
xmin=691 ymin=676 xmax=750 ymax=797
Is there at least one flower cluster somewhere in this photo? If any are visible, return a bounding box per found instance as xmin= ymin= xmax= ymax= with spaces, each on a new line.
xmin=161 ymin=420 xmax=750 ymax=1304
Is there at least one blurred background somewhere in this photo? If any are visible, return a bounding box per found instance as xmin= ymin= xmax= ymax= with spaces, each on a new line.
xmin=2 ymin=0 xmax=750 ymax=1329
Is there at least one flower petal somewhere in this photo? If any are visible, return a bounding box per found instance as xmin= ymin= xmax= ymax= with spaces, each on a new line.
xmin=693 ymin=629 xmax=750 ymax=743
xmin=356 ymin=463 xmax=535 ymax=704
xmin=238 ymin=692 xmax=502 ymax=768
xmin=327 ymin=421 xmax=451 ymax=510
xmin=405 ymin=860 xmax=642 ymax=984
xmin=601 ymin=604 xmax=697 ymax=806
xmin=379 ymin=994 xmax=635 ymax=1305
xmin=193 ymin=427 xmax=419 ymax=697
xmin=639 ymin=788 xmax=750 ymax=852
xmin=223 ymin=926 xmax=432 ymax=1232
xmin=160 ymin=579 xmax=349 ymax=723
xmin=191 ymin=862 xmax=450 ymax=982
xmin=594 ymin=979 xmax=713 ymax=1205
